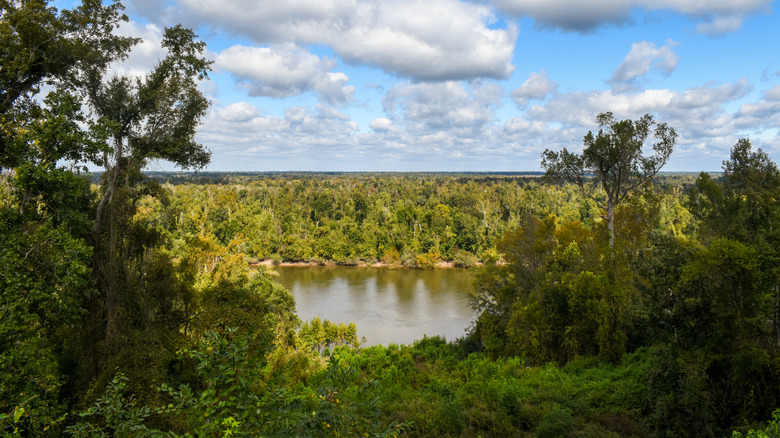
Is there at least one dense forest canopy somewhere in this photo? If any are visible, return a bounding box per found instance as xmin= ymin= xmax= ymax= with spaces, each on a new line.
xmin=1 ymin=1 xmax=780 ymax=436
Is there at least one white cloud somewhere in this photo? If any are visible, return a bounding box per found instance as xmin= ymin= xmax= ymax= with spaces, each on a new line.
xmin=383 ymin=81 xmax=502 ymax=133
xmin=214 ymin=43 xmax=354 ymax=106
xmin=609 ymin=41 xmax=679 ymax=91
xmin=696 ymin=16 xmax=745 ymax=35
xmin=491 ymin=0 xmax=772 ymax=33
xmin=672 ymin=78 xmax=753 ymax=110
xmin=735 ymin=85 xmax=780 ymax=130
xmin=215 ymin=102 xmax=264 ymax=123
xmin=198 ymin=102 xmax=360 ymax=165
xmin=492 ymin=0 xmax=634 ymax=32
xmin=370 ymin=118 xmax=396 ymax=132
xmin=766 ymin=85 xmax=780 ymax=101
xmin=521 ymin=78 xmax=762 ymax=168
xmin=110 ymin=21 xmax=166 ymax=78
xmin=654 ymin=0 xmax=770 ymax=17
xmin=526 ymin=79 xmax=752 ymax=132
xmin=316 ymin=103 xmax=351 ymax=120
xmin=511 ymin=70 xmax=558 ymax=108
xmin=166 ymin=0 xmax=516 ymax=81
xmin=193 ymin=74 xmax=780 ymax=171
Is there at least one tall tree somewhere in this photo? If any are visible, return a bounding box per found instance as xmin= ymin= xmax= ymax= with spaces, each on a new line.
xmin=0 ymin=0 xmax=135 ymax=431
xmin=85 ymin=24 xmax=212 ymax=348
xmin=541 ymin=112 xmax=676 ymax=253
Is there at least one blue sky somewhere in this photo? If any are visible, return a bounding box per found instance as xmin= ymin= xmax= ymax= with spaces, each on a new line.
xmin=72 ymin=0 xmax=780 ymax=171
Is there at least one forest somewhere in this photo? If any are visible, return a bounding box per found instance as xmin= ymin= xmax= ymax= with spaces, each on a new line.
xmin=2 ymin=1 xmax=780 ymax=437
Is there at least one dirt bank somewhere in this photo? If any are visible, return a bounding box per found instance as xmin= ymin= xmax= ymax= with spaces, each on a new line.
xmin=250 ymin=259 xmax=467 ymax=269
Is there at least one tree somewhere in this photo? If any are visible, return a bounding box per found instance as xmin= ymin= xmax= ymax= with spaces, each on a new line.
xmin=542 ymin=112 xmax=676 ymax=253
xmin=688 ymin=139 xmax=780 ymax=349
xmin=688 ymin=139 xmax=780 ymax=243
xmin=0 ymin=1 xmax=136 ymax=431
xmin=0 ymin=0 xmax=135 ymax=169
xmin=85 ymin=24 xmax=212 ymax=348
xmin=645 ymin=140 xmax=780 ymax=434
xmin=469 ymin=214 xmax=618 ymax=362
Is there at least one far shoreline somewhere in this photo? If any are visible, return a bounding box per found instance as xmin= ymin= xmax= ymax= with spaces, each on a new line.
xmin=249 ymin=259 xmax=476 ymax=269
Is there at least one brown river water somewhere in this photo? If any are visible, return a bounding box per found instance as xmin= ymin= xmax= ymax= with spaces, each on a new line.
xmin=272 ymin=266 xmax=476 ymax=346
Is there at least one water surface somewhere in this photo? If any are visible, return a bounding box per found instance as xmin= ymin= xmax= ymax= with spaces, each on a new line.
xmin=273 ymin=266 xmax=476 ymax=346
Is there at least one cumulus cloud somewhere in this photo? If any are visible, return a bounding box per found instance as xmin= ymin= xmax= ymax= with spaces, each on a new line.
xmin=161 ymin=0 xmax=516 ymax=81
xmin=193 ymin=74 xmax=779 ymax=172
xmin=673 ymin=78 xmax=753 ymax=111
xmin=527 ymin=79 xmax=752 ymax=130
xmin=364 ymin=81 xmax=508 ymax=165
xmin=370 ymin=118 xmax=396 ymax=132
xmin=521 ymin=77 xmax=762 ymax=168
xmin=316 ymin=103 xmax=351 ymax=121
xmin=492 ymin=0 xmax=635 ymax=32
xmin=215 ymin=102 xmax=264 ymax=123
xmin=197 ymin=102 xmax=360 ymax=167
xmin=766 ymin=85 xmax=780 ymax=101
xmin=735 ymin=85 xmax=780 ymax=130
xmin=214 ymin=43 xmax=354 ymax=106
xmin=525 ymin=89 xmax=676 ymax=127
xmin=608 ymin=41 xmax=680 ymax=91
xmin=511 ymin=70 xmax=558 ymax=108
xmin=490 ymin=0 xmax=772 ymax=34
xmin=383 ymin=81 xmax=502 ymax=133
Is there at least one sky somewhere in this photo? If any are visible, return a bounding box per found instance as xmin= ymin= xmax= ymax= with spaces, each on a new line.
xmin=62 ymin=0 xmax=780 ymax=172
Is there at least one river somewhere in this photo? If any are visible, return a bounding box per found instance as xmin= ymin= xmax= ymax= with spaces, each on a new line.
xmin=272 ymin=266 xmax=476 ymax=346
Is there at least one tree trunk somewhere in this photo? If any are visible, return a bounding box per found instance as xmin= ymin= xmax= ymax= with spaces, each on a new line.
xmin=775 ymin=284 xmax=780 ymax=351
xmin=93 ymin=139 xmax=123 ymax=349
xmin=607 ymin=202 xmax=615 ymax=258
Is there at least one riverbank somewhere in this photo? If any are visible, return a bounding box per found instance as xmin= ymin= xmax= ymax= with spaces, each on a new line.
xmin=250 ymin=259 xmax=464 ymax=269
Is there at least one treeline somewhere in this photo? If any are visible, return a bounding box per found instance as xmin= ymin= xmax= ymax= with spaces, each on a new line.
xmin=148 ymin=173 xmax=693 ymax=267
xmin=138 ymin=171 xmax=547 ymax=185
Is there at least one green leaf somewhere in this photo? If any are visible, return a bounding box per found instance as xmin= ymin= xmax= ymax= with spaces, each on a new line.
xmin=13 ymin=407 xmax=24 ymax=423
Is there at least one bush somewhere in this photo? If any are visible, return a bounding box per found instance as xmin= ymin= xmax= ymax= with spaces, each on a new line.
xmin=535 ymin=408 xmax=575 ymax=438
xmin=452 ymin=248 xmax=480 ymax=268
xmin=731 ymin=409 xmax=780 ymax=438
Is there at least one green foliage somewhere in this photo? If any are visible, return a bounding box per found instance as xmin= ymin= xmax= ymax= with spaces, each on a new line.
xmin=66 ymin=374 xmax=170 ymax=437
xmin=328 ymin=339 xmax=652 ymax=437
xmin=542 ymin=112 xmax=676 ymax=250
xmin=306 ymin=353 xmax=409 ymax=437
xmin=63 ymin=341 xmax=654 ymax=437
xmin=0 ymin=210 xmax=94 ymax=434
xmin=297 ymin=317 xmax=359 ymax=354
xmin=452 ymin=248 xmax=480 ymax=267
xmin=535 ymin=408 xmax=574 ymax=438
xmin=192 ymin=267 xmax=299 ymax=351
xmin=470 ymin=211 xmax=644 ymax=364
xmin=731 ymin=409 xmax=780 ymax=438
xmin=161 ymin=328 xmax=274 ymax=437
xmin=689 ymin=139 xmax=780 ymax=245
xmin=68 ymin=331 xmax=408 ymax=437
xmin=0 ymin=0 xmax=135 ymax=169
xmin=157 ymin=174 xmax=602 ymax=266
xmin=642 ymin=139 xmax=780 ymax=436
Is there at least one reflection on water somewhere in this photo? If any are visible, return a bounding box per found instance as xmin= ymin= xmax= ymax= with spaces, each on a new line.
xmin=273 ymin=266 xmax=476 ymax=346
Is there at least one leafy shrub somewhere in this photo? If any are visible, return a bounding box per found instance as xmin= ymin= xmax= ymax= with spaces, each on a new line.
xmin=730 ymin=409 xmax=780 ymax=438
xmin=452 ymin=248 xmax=480 ymax=268
xmin=535 ymin=408 xmax=575 ymax=438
